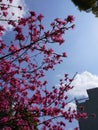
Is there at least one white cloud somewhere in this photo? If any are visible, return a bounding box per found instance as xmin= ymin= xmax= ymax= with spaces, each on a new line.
xmin=68 ymin=71 xmax=98 ymax=98
xmin=65 ymin=102 xmax=77 ymax=111
xmin=0 ymin=0 xmax=27 ymax=30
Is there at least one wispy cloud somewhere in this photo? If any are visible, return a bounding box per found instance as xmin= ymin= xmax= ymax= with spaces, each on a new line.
xmin=0 ymin=0 xmax=27 ymax=30
xmin=69 ymin=71 xmax=98 ymax=98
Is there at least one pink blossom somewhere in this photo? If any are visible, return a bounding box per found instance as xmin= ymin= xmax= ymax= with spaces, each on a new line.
xmin=29 ymin=11 xmax=36 ymax=16
xmin=0 ymin=6 xmax=79 ymax=130
xmin=62 ymin=52 xmax=67 ymax=57
xmin=15 ymin=33 xmax=25 ymax=41
xmin=37 ymin=14 xmax=44 ymax=21
xmin=39 ymin=24 xmax=44 ymax=30
xmin=18 ymin=6 xmax=22 ymax=10
xmin=66 ymin=15 xmax=75 ymax=23
xmin=25 ymin=55 xmax=30 ymax=62
xmin=9 ymin=44 xmax=18 ymax=53
xmin=3 ymin=12 xmax=8 ymax=17
xmin=9 ymin=0 xmax=13 ymax=3
xmin=1 ymin=117 xmax=8 ymax=123
xmin=71 ymin=24 xmax=75 ymax=29
xmin=2 ymin=127 xmax=12 ymax=130
xmin=0 ymin=25 xmax=5 ymax=32
xmin=1 ymin=6 xmax=7 ymax=11
xmin=14 ymin=26 xmax=22 ymax=33
xmin=74 ymin=127 xmax=78 ymax=130
xmin=55 ymin=18 xmax=66 ymax=25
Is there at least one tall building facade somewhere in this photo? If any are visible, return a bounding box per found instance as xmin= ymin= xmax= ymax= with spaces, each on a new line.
xmin=76 ymin=88 xmax=98 ymax=130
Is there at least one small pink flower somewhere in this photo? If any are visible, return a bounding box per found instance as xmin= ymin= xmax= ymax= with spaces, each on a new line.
xmin=74 ymin=127 xmax=78 ymax=130
xmin=9 ymin=0 xmax=13 ymax=3
xmin=55 ymin=18 xmax=66 ymax=25
xmin=37 ymin=14 xmax=44 ymax=21
xmin=9 ymin=44 xmax=18 ymax=53
xmin=62 ymin=52 xmax=67 ymax=57
xmin=1 ymin=6 xmax=7 ymax=11
xmin=39 ymin=24 xmax=44 ymax=30
xmin=0 ymin=25 xmax=5 ymax=32
xmin=14 ymin=26 xmax=22 ymax=33
xmin=15 ymin=33 xmax=25 ymax=41
xmin=71 ymin=24 xmax=75 ymax=29
xmin=91 ymin=113 xmax=96 ymax=118
xmin=1 ymin=117 xmax=8 ymax=123
xmin=2 ymin=127 xmax=12 ymax=130
xmin=25 ymin=55 xmax=30 ymax=62
xmin=18 ymin=6 xmax=22 ymax=10
xmin=43 ymin=80 xmax=48 ymax=86
xmin=79 ymin=106 xmax=84 ymax=111
xmin=29 ymin=11 xmax=36 ymax=16
xmin=3 ymin=12 xmax=8 ymax=17
xmin=66 ymin=15 xmax=75 ymax=23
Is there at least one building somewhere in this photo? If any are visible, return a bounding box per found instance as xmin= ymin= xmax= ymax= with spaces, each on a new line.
xmin=76 ymin=88 xmax=98 ymax=130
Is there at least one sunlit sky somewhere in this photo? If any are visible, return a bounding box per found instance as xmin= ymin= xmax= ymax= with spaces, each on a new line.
xmin=2 ymin=0 xmax=98 ymax=129
xmin=24 ymin=0 xmax=98 ymax=98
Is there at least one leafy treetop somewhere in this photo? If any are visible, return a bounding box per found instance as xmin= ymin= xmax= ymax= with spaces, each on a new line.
xmin=71 ymin=0 xmax=98 ymax=17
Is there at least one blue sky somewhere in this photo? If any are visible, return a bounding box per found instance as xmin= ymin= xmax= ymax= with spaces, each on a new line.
xmin=23 ymin=0 xmax=98 ymax=95
xmin=2 ymin=0 xmax=98 ymax=129
xmin=26 ymin=0 xmax=98 ymax=74
xmin=3 ymin=0 xmax=98 ymax=76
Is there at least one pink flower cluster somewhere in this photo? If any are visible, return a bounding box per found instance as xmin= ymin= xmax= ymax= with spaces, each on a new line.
xmin=0 ymin=1 xmax=87 ymax=130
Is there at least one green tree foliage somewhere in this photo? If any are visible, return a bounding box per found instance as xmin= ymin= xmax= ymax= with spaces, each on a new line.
xmin=71 ymin=0 xmax=98 ymax=17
